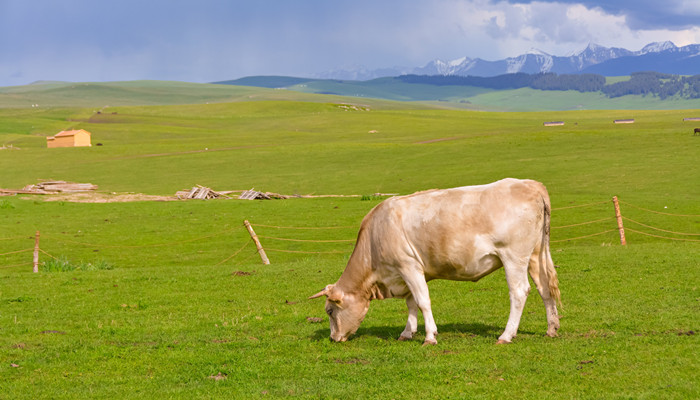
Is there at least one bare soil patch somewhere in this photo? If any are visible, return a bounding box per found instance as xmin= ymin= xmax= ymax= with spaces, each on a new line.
xmin=39 ymin=192 xmax=177 ymax=203
xmin=415 ymin=137 xmax=462 ymax=144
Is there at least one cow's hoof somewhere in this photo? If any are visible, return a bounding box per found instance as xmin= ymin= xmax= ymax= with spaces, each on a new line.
xmin=496 ymin=339 xmax=512 ymax=345
xmin=398 ymin=335 xmax=412 ymax=341
xmin=422 ymin=338 xmax=438 ymax=346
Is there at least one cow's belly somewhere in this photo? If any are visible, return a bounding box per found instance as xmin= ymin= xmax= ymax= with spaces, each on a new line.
xmin=424 ymin=253 xmax=503 ymax=282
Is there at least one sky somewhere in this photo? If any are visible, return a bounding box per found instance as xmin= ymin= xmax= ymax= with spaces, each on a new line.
xmin=1 ymin=0 xmax=699 ymax=87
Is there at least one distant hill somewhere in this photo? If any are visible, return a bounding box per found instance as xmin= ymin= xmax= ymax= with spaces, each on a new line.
xmin=218 ymin=72 xmax=700 ymax=111
xmin=0 ymin=80 xmax=451 ymax=110
xmin=1 ymin=77 xmax=699 ymax=112
xmin=314 ymin=41 xmax=700 ymax=80
xmin=213 ymin=76 xmax=316 ymax=88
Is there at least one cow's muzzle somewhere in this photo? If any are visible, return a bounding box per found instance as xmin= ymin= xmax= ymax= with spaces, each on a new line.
xmin=329 ymin=335 xmax=348 ymax=343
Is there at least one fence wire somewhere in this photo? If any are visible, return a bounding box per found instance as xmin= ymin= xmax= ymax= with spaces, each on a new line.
xmin=258 ymin=235 xmax=355 ymax=243
xmin=0 ymin=248 xmax=33 ymax=257
xmin=250 ymin=223 xmax=356 ymax=230
xmin=619 ymin=200 xmax=700 ymax=217
xmin=44 ymin=226 xmax=242 ymax=248
xmin=625 ymin=228 xmax=700 ymax=242
xmin=622 ymin=216 xmax=700 ymax=236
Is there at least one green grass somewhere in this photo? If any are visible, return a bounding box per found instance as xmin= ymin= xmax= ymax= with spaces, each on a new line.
xmin=41 ymin=256 xmax=114 ymax=272
xmin=1 ymin=197 xmax=697 ymax=398
xmin=1 ymin=89 xmax=698 ymax=398
xmin=466 ymin=87 xmax=700 ymax=111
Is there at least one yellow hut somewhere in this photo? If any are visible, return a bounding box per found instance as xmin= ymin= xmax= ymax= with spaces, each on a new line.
xmin=46 ymin=129 xmax=92 ymax=148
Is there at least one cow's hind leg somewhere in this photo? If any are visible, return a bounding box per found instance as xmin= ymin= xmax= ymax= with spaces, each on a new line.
xmin=528 ymin=252 xmax=559 ymax=337
xmin=498 ymin=254 xmax=531 ymax=344
xmin=398 ymin=295 xmax=418 ymax=341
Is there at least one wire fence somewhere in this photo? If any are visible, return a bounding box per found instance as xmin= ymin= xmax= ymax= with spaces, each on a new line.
xmin=249 ymin=197 xmax=700 ymax=257
xmin=0 ymin=227 xmax=256 ymax=271
xmin=551 ymin=198 xmax=699 ymax=243
xmin=249 ymin=222 xmax=356 ymax=256
xmin=1 ymin=197 xmax=698 ymax=269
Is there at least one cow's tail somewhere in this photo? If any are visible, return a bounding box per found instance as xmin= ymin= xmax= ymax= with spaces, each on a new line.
xmin=541 ymin=197 xmax=562 ymax=308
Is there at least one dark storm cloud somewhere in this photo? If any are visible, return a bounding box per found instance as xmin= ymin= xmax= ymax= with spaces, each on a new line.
xmin=505 ymin=0 xmax=700 ymax=30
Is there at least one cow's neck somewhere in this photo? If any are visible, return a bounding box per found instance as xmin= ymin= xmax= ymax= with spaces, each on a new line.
xmin=335 ymin=224 xmax=391 ymax=301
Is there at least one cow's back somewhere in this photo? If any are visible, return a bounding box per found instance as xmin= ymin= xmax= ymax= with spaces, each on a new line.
xmin=366 ymin=178 xmax=549 ymax=282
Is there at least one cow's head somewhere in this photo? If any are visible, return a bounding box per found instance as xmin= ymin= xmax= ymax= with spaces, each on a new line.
xmin=309 ymin=284 xmax=369 ymax=342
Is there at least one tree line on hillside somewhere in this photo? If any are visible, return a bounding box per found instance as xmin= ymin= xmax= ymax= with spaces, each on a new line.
xmin=397 ymin=72 xmax=700 ymax=99
xmin=601 ymin=72 xmax=700 ymax=99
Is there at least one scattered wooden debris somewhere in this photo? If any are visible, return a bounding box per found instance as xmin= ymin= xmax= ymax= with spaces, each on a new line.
xmin=0 ymin=180 xmax=97 ymax=195
xmin=239 ymin=189 xmax=290 ymax=200
xmin=175 ymin=185 xmax=231 ymax=200
xmin=174 ymin=186 xmax=397 ymax=201
xmin=239 ymin=189 xmax=269 ymax=200
xmin=27 ymin=181 xmax=98 ymax=193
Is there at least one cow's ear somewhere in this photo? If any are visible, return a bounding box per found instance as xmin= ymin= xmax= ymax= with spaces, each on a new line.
xmin=327 ymin=286 xmax=344 ymax=304
xmin=309 ymin=284 xmax=333 ymax=300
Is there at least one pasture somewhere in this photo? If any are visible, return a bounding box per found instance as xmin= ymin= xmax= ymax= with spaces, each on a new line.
xmin=1 ymin=91 xmax=699 ymax=398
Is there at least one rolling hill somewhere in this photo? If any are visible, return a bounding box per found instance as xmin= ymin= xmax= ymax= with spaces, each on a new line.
xmin=2 ymin=78 xmax=700 ymax=112
xmin=217 ymin=75 xmax=700 ymax=111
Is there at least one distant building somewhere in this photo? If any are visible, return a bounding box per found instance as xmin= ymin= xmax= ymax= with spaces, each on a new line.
xmin=613 ymin=119 xmax=635 ymax=124
xmin=46 ymin=129 xmax=92 ymax=148
xmin=543 ymin=121 xmax=565 ymax=126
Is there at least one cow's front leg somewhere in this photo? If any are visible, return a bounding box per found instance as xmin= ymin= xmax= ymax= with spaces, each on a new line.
xmin=401 ymin=270 xmax=438 ymax=345
xmin=398 ymin=295 xmax=418 ymax=341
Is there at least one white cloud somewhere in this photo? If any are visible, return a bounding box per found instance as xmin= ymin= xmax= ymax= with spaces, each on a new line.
xmin=438 ymin=1 xmax=699 ymax=60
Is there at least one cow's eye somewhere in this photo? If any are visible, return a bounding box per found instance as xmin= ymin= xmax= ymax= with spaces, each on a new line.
xmin=326 ymin=308 xmax=333 ymax=316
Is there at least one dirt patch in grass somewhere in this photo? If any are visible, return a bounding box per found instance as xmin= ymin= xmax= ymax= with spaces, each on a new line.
xmin=38 ymin=192 xmax=178 ymax=203
xmin=415 ymin=137 xmax=462 ymax=144
xmin=208 ymin=372 xmax=228 ymax=381
xmin=334 ymin=358 xmax=369 ymax=365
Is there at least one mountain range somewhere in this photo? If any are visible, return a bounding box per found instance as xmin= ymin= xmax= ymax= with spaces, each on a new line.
xmin=314 ymin=42 xmax=700 ymax=80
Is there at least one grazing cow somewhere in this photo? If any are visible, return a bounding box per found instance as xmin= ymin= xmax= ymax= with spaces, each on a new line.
xmin=310 ymin=178 xmax=561 ymax=345
xmin=694 ymin=128 xmax=700 ymax=135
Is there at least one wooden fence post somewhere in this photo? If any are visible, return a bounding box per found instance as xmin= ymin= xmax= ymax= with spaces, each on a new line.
xmin=33 ymin=230 xmax=40 ymax=273
xmin=612 ymin=196 xmax=627 ymax=245
xmin=244 ymin=220 xmax=270 ymax=265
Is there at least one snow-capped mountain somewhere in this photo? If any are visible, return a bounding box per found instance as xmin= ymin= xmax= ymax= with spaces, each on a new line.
xmin=314 ymin=42 xmax=700 ymax=80
xmin=639 ymin=41 xmax=677 ymax=54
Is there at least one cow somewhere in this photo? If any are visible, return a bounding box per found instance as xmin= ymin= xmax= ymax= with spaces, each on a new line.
xmin=694 ymin=128 xmax=700 ymax=136
xmin=310 ymin=178 xmax=561 ymax=345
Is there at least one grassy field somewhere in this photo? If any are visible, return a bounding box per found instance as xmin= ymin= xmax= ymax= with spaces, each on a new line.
xmin=1 ymin=87 xmax=699 ymax=398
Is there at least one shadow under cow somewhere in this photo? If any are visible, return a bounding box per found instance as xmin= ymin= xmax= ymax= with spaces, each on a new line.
xmin=310 ymin=322 xmax=534 ymax=342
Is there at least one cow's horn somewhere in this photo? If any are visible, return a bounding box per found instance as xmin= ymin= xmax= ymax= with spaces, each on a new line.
xmin=309 ymin=285 xmax=331 ymax=299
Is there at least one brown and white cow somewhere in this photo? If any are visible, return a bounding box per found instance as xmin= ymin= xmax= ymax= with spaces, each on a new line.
xmin=310 ymin=178 xmax=561 ymax=345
